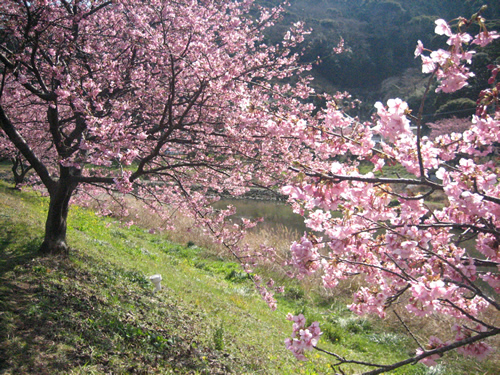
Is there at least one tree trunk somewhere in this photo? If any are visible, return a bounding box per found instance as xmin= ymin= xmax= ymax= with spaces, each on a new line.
xmin=39 ymin=177 xmax=77 ymax=255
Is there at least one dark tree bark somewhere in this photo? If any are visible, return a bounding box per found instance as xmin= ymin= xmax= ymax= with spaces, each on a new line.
xmin=0 ymin=105 xmax=69 ymax=254
xmin=39 ymin=185 xmax=72 ymax=255
xmin=39 ymin=167 xmax=79 ymax=255
xmin=11 ymin=153 xmax=32 ymax=189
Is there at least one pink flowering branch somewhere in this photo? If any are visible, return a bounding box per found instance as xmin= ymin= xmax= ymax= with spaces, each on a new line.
xmin=372 ymin=219 xmax=500 ymax=310
xmin=440 ymin=298 xmax=498 ymax=330
xmin=289 ymin=166 xmax=442 ymax=187
xmin=313 ymin=326 xmax=500 ymax=375
xmin=283 ymin=10 xmax=500 ymax=371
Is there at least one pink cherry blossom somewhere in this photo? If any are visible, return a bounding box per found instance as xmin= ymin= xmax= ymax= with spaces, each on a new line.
xmin=434 ymin=19 xmax=452 ymax=37
xmin=414 ymin=40 xmax=425 ymax=58
xmin=416 ymin=336 xmax=445 ymax=366
xmin=285 ymin=314 xmax=322 ymax=360
xmin=472 ymin=31 xmax=500 ymax=47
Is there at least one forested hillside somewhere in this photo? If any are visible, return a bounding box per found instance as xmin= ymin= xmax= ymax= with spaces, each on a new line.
xmin=261 ymin=0 xmax=500 ymax=119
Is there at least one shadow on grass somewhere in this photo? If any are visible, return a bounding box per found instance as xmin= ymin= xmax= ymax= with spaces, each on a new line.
xmin=0 ymin=217 xmax=42 ymax=277
xmin=0 ymin=248 xmax=236 ymax=374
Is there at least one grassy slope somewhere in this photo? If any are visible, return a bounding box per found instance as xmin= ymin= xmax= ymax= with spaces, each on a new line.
xmin=0 ymin=178 xmax=497 ymax=374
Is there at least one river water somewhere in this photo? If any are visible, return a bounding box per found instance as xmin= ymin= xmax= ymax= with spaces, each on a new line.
xmin=213 ymin=199 xmax=307 ymax=234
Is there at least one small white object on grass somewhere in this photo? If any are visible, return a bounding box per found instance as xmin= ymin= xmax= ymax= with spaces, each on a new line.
xmin=149 ymin=274 xmax=162 ymax=292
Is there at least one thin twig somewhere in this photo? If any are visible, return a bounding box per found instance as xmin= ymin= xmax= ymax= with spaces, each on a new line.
xmin=393 ymin=310 xmax=424 ymax=350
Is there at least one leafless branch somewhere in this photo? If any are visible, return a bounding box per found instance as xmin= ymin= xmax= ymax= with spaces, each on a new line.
xmin=393 ymin=310 xmax=424 ymax=350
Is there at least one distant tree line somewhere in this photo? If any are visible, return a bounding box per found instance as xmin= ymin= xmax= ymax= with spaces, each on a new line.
xmin=260 ymin=0 xmax=500 ymax=122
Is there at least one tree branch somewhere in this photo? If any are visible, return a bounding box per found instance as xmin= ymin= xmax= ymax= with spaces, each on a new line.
xmin=289 ymin=166 xmax=443 ymax=189
xmin=315 ymin=327 xmax=500 ymax=375
xmin=414 ymin=67 xmax=438 ymax=181
xmin=0 ymin=52 xmax=56 ymax=102
xmin=0 ymin=105 xmax=55 ymax=192
xmin=393 ymin=310 xmax=425 ymax=350
xmin=82 ymin=1 xmax=113 ymax=19
xmin=362 ymin=327 xmax=500 ymax=375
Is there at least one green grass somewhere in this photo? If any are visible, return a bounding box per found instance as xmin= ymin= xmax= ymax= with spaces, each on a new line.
xmin=0 ymin=178 xmax=497 ymax=374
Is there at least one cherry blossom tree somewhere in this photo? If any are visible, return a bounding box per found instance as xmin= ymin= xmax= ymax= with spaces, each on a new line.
xmin=282 ymin=12 xmax=500 ymax=373
xmin=0 ymin=0 xmax=314 ymax=257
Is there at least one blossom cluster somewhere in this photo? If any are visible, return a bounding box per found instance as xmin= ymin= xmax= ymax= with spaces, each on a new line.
xmin=415 ymin=18 xmax=499 ymax=93
xmin=253 ymin=275 xmax=280 ymax=311
xmin=415 ymin=325 xmax=493 ymax=367
xmin=284 ymin=314 xmax=322 ymax=361
xmin=453 ymin=324 xmax=492 ymax=360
